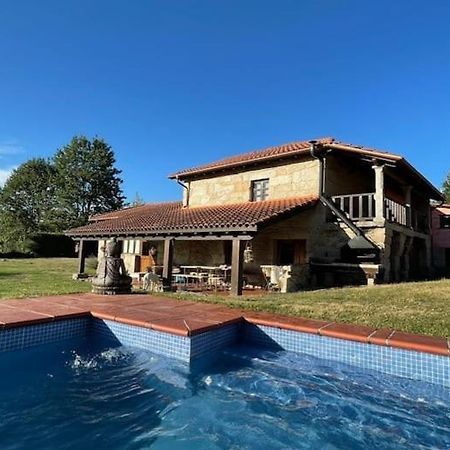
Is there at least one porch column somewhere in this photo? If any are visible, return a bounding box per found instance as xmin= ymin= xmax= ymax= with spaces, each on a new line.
xmin=372 ymin=163 xmax=385 ymax=224
xmin=404 ymin=185 xmax=412 ymax=228
xmin=77 ymin=239 xmax=86 ymax=274
xmin=230 ymin=238 xmax=244 ymax=296
xmin=162 ymin=238 xmax=174 ymax=291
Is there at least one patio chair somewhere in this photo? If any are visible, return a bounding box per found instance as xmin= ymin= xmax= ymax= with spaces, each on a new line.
xmin=261 ymin=265 xmax=282 ymax=292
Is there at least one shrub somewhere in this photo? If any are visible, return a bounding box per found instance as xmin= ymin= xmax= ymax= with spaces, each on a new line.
xmin=22 ymin=233 xmax=76 ymax=257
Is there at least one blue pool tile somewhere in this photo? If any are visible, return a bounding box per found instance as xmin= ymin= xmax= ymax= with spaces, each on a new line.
xmin=243 ymin=323 xmax=450 ymax=388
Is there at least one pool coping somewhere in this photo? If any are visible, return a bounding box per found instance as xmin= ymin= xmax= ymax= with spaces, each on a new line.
xmin=0 ymin=294 xmax=448 ymax=357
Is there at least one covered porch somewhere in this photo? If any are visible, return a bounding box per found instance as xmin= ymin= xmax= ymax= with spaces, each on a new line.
xmin=68 ymin=195 xmax=319 ymax=296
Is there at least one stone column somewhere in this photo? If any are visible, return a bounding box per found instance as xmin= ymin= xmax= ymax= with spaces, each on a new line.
xmin=401 ymin=236 xmax=413 ymax=280
xmin=372 ymin=163 xmax=385 ymax=224
xmin=230 ymin=239 xmax=244 ymax=296
xmin=393 ymin=234 xmax=407 ymax=282
xmin=381 ymin=228 xmax=392 ymax=282
xmin=425 ymin=236 xmax=432 ymax=277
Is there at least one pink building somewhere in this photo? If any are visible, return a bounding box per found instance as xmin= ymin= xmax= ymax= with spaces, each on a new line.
xmin=432 ymin=204 xmax=450 ymax=275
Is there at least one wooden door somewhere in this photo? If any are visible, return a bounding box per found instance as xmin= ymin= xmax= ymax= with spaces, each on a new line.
xmin=276 ymin=240 xmax=306 ymax=265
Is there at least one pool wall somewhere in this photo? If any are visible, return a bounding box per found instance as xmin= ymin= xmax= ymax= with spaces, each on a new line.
xmin=0 ymin=318 xmax=90 ymax=353
xmin=243 ymin=323 xmax=450 ymax=388
xmin=92 ymin=318 xmax=240 ymax=362
xmin=1 ymin=316 xmax=449 ymax=388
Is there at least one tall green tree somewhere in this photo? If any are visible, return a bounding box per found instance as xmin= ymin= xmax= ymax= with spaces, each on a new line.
xmin=443 ymin=171 xmax=450 ymax=202
xmin=0 ymin=158 xmax=56 ymax=250
xmin=53 ymin=136 xmax=125 ymax=228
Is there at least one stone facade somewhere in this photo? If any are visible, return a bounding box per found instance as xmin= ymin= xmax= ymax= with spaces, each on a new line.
xmin=94 ymin=151 xmax=436 ymax=289
xmin=186 ymin=158 xmax=320 ymax=207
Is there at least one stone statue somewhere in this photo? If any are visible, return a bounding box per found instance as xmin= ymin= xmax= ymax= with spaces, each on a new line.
xmin=91 ymin=238 xmax=132 ymax=294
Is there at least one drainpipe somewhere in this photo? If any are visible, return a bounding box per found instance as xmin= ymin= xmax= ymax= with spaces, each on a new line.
xmin=309 ymin=140 xmax=326 ymax=196
xmin=176 ymin=176 xmax=190 ymax=207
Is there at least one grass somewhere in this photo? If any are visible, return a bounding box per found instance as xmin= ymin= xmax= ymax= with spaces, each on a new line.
xmin=0 ymin=258 xmax=93 ymax=299
xmin=165 ymin=280 xmax=450 ymax=337
xmin=0 ymin=258 xmax=449 ymax=337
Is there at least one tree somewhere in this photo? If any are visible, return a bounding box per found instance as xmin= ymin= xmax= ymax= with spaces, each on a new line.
xmin=443 ymin=171 xmax=450 ymax=203
xmin=131 ymin=192 xmax=145 ymax=207
xmin=53 ymin=136 xmax=125 ymax=228
xmin=0 ymin=158 xmax=56 ymax=250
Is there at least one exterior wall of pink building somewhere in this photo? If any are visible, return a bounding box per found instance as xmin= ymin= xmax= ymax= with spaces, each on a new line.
xmin=431 ymin=205 xmax=450 ymax=273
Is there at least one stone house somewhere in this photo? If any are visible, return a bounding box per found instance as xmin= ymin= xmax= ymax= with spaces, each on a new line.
xmin=431 ymin=204 xmax=450 ymax=276
xmin=66 ymin=137 xmax=443 ymax=295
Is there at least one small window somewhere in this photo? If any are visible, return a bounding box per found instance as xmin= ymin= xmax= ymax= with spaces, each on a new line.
xmin=440 ymin=215 xmax=450 ymax=229
xmin=276 ymin=240 xmax=306 ymax=265
xmin=251 ymin=178 xmax=269 ymax=201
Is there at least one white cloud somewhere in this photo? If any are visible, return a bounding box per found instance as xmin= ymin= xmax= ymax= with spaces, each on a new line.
xmin=0 ymin=167 xmax=15 ymax=186
xmin=0 ymin=140 xmax=23 ymax=157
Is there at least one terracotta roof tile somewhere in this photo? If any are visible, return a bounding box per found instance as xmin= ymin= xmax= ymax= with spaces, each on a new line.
xmin=169 ymin=137 xmax=401 ymax=179
xmin=66 ymin=195 xmax=318 ymax=237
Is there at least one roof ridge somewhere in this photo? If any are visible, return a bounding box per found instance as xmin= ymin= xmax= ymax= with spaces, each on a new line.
xmin=169 ymin=137 xmax=335 ymax=179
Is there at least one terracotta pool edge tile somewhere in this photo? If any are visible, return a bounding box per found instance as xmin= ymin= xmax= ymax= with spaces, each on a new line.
xmin=387 ymin=331 xmax=450 ymax=357
xmin=367 ymin=329 xmax=395 ymax=347
xmin=149 ymin=320 xmax=189 ymax=337
xmin=320 ymin=323 xmax=377 ymax=344
xmin=1 ymin=316 xmax=54 ymax=329
xmin=1 ymin=294 xmax=449 ymax=358
xmin=114 ymin=316 xmax=153 ymax=329
xmin=90 ymin=311 xmax=116 ymax=321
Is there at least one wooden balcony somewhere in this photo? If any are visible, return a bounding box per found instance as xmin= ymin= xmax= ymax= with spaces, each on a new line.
xmin=331 ymin=193 xmax=375 ymax=222
xmin=331 ymin=193 xmax=428 ymax=232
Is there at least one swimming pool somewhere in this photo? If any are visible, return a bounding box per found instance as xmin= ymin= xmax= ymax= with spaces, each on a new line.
xmin=1 ymin=336 xmax=449 ymax=450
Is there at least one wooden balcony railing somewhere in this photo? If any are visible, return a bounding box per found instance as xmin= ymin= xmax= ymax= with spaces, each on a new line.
xmin=384 ymin=197 xmax=408 ymax=226
xmin=331 ymin=193 xmax=427 ymax=231
xmin=331 ymin=193 xmax=375 ymax=221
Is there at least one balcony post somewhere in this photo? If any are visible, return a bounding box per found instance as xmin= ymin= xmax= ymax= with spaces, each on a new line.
xmin=404 ymin=185 xmax=412 ymax=228
xmin=372 ymin=163 xmax=385 ymax=224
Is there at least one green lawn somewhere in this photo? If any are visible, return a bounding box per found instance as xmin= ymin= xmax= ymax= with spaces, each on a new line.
xmin=166 ymin=280 xmax=450 ymax=337
xmin=0 ymin=258 xmax=93 ymax=299
xmin=0 ymin=258 xmax=449 ymax=337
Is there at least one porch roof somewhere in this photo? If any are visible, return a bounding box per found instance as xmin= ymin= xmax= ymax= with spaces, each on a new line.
xmin=65 ymin=195 xmax=319 ymax=238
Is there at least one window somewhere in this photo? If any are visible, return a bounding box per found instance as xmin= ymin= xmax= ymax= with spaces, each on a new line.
xmin=276 ymin=240 xmax=306 ymax=265
xmin=440 ymin=215 xmax=450 ymax=229
xmin=251 ymin=178 xmax=269 ymax=201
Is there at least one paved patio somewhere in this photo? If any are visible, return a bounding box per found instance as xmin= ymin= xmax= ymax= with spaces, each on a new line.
xmin=0 ymin=293 xmax=448 ymax=356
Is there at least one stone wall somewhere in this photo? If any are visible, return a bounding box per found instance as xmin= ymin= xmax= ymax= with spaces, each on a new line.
xmin=187 ymin=158 xmax=320 ymax=207
xmin=173 ymin=240 xmax=225 ymax=266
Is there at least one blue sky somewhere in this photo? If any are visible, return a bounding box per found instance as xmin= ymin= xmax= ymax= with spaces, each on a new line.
xmin=0 ymin=0 xmax=449 ymax=201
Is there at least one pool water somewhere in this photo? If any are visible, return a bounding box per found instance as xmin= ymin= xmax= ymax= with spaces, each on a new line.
xmin=1 ymin=338 xmax=449 ymax=450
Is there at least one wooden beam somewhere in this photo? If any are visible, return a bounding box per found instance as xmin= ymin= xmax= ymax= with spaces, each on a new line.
xmin=230 ymin=239 xmax=244 ymax=296
xmin=77 ymin=239 xmax=86 ymax=274
xmin=162 ymin=238 xmax=174 ymax=291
